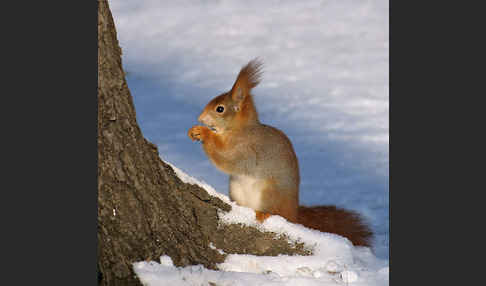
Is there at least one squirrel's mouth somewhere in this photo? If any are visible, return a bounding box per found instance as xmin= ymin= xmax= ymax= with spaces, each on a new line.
xmin=199 ymin=118 xmax=219 ymax=133
xmin=205 ymin=124 xmax=218 ymax=133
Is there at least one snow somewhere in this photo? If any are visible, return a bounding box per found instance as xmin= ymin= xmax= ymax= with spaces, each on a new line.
xmin=134 ymin=162 xmax=388 ymax=285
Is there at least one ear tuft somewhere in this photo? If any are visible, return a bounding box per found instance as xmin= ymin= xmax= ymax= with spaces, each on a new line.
xmin=231 ymin=58 xmax=264 ymax=102
xmin=239 ymin=58 xmax=264 ymax=90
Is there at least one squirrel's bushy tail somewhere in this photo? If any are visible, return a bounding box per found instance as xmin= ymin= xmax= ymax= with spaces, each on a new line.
xmin=298 ymin=206 xmax=373 ymax=247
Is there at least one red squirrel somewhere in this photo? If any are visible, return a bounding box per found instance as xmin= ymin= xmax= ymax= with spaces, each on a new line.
xmin=188 ymin=59 xmax=372 ymax=246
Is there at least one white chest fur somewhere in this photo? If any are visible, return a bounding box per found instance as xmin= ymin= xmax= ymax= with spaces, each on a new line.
xmin=229 ymin=175 xmax=267 ymax=211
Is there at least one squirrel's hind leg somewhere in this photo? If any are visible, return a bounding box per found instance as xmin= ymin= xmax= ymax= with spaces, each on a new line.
xmin=255 ymin=211 xmax=272 ymax=222
xmin=259 ymin=185 xmax=299 ymax=223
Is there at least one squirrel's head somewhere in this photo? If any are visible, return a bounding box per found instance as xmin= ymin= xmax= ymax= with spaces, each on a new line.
xmin=198 ymin=58 xmax=263 ymax=133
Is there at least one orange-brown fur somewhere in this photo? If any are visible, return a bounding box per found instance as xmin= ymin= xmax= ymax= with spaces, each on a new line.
xmin=259 ymin=182 xmax=299 ymax=223
xmin=188 ymin=58 xmax=372 ymax=247
xmin=298 ymin=206 xmax=372 ymax=247
xmin=255 ymin=211 xmax=272 ymax=222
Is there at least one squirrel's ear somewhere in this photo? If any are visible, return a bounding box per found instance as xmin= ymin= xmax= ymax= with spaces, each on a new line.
xmin=230 ymin=58 xmax=263 ymax=103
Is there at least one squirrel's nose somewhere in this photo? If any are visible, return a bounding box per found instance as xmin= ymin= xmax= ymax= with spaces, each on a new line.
xmin=197 ymin=112 xmax=206 ymax=124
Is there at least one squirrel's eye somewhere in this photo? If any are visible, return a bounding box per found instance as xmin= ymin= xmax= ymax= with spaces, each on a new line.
xmin=216 ymin=106 xmax=224 ymax=113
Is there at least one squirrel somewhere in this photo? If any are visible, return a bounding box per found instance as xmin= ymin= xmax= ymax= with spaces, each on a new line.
xmin=188 ymin=59 xmax=372 ymax=247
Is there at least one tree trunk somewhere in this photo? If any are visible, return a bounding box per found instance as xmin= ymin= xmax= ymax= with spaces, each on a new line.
xmin=97 ymin=1 xmax=308 ymax=285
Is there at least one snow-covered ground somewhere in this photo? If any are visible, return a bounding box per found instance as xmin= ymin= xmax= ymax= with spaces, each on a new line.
xmin=133 ymin=163 xmax=388 ymax=286
xmin=109 ymin=0 xmax=388 ymax=284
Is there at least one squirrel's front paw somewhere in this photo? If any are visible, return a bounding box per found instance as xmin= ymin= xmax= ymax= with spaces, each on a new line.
xmin=188 ymin=125 xmax=207 ymax=141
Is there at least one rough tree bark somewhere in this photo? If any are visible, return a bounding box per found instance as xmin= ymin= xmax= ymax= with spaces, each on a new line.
xmin=97 ymin=1 xmax=309 ymax=285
